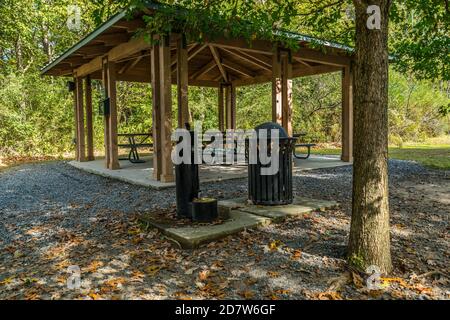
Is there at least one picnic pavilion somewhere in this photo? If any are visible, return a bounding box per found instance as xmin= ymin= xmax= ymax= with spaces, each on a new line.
xmin=41 ymin=3 xmax=354 ymax=184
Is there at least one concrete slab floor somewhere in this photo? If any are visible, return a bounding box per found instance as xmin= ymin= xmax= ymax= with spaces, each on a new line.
xmin=69 ymin=154 xmax=351 ymax=189
xmin=139 ymin=210 xmax=272 ymax=249
xmin=219 ymin=196 xmax=338 ymax=222
xmin=139 ymin=196 xmax=338 ymax=248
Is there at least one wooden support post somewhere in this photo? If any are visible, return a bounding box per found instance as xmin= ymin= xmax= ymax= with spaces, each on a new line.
xmin=231 ymin=84 xmax=236 ymax=130
xmin=159 ymin=36 xmax=175 ymax=183
xmin=107 ymin=60 xmax=120 ymax=170
xmin=272 ymin=51 xmax=282 ymax=125
xmin=73 ymin=78 xmax=79 ymax=161
xmin=218 ymin=85 xmax=225 ymax=131
xmin=225 ymin=85 xmax=232 ymax=129
xmin=75 ymin=77 xmax=86 ymax=162
xmin=102 ymin=58 xmax=111 ymax=168
xmin=281 ymin=51 xmax=293 ymax=137
xmin=177 ymin=35 xmax=190 ymax=128
xmin=341 ymin=65 xmax=353 ymax=162
xmin=151 ymin=43 xmax=162 ymax=180
xmin=85 ymin=76 xmax=95 ymax=161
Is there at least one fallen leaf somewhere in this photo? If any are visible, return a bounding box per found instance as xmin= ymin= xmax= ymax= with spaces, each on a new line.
xmin=146 ymin=265 xmax=162 ymax=276
xmin=240 ymin=290 xmax=255 ymax=299
xmin=317 ymin=291 xmax=343 ymax=300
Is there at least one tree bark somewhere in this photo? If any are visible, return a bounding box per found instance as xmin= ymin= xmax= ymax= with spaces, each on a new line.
xmin=348 ymin=0 xmax=392 ymax=274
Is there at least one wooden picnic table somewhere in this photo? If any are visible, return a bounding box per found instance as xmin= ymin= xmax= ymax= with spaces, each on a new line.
xmin=118 ymin=133 xmax=153 ymax=163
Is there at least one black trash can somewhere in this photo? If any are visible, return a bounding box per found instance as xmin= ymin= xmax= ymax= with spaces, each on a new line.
xmin=175 ymin=130 xmax=199 ymax=218
xmin=248 ymin=122 xmax=297 ymax=205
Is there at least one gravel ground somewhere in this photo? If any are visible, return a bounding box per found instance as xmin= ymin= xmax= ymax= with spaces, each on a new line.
xmin=0 ymin=160 xmax=448 ymax=300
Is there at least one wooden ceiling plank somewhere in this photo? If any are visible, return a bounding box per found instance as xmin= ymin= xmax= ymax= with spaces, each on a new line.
xmin=190 ymin=59 xmax=217 ymax=80
xmin=92 ymin=33 xmax=130 ymax=46
xmin=118 ymin=54 xmax=145 ymax=74
xmin=222 ymin=58 xmax=255 ymax=78
xmin=188 ymin=44 xmax=208 ymax=61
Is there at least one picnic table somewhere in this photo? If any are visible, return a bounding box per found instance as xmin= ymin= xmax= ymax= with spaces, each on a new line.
xmin=118 ymin=133 xmax=153 ymax=163
xmin=293 ymin=132 xmax=316 ymax=160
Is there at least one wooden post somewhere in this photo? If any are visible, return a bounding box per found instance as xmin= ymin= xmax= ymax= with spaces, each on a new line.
xmin=225 ymin=84 xmax=236 ymax=130
xmin=231 ymin=83 xmax=236 ymax=130
xmin=151 ymin=43 xmax=162 ymax=180
xmin=107 ymin=60 xmax=120 ymax=170
xmin=176 ymin=35 xmax=190 ymax=128
xmin=75 ymin=76 xmax=86 ymax=162
xmin=218 ymin=85 xmax=225 ymax=131
xmin=225 ymin=85 xmax=232 ymax=129
xmin=281 ymin=51 xmax=293 ymax=136
xmin=159 ymin=36 xmax=175 ymax=183
xmin=102 ymin=58 xmax=110 ymax=168
xmin=85 ymin=76 xmax=95 ymax=161
xmin=341 ymin=65 xmax=353 ymax=162
xmin=73 ymin=78 xmax=79 ymax=161
xmin=272 ymin=50 xmax=282 ymax=125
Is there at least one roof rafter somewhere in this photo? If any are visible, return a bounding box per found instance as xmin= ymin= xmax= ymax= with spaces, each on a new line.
xmin=209 ymin=45 xmax=228 ymax=82
xmin=220 ymin=47 xmax=272 ymax=71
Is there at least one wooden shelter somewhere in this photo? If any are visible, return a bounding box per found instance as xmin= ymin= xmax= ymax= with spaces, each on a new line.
xmin=42 ymin=3 xmax=354 ymax=183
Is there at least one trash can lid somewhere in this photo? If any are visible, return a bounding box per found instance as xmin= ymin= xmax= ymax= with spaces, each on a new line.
xmin=255 ymin=122 xmax=289 ymax=139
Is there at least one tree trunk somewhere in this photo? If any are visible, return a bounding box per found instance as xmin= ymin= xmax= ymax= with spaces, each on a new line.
xmin=348 ymin=0 xmax=392 ymax=274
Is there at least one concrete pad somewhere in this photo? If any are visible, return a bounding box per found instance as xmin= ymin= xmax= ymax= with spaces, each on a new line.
xmin=219 ymin=196 xmax=338 ymax=222
xmin=69 ymin=156 xmax=247 ymax=190
xmin=69 ymin=154 xmax=351 ymax=189
xmin=139 ymin=210 xmax=271 ymax=249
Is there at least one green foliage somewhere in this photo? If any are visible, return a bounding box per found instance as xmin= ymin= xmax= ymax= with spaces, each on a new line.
xmin=0 ymin=0 xmax=448 ymax=159
xmin=388 ymin=71 xmax=449 ymax=145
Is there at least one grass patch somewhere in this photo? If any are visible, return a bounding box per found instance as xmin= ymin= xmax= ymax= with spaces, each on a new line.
xmin=309 ymin=137 xmax=450 ymax=170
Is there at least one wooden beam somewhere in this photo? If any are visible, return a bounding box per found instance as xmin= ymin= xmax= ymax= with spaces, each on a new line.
xmin=76 ymin=36 xmax=150 ymax=78
xmin=209 ymin=45 xmax=228 ymax=82
xmin=232 ymin=64 xmax=341 ymax=87
xmin=341 ymin=65 xmax=353 ymax=162
xmin=177 ymin=36 xmax=190 ymax=128
xmin=209 ymin=38 xmax=351 ymax=67
xmin=85 ymin=76 xmax=95 ymax=161
xmin=190 ymin=60 xmax=217 ymax=80
xmin=151 ymin=43 xmax=162 ymax=180
xmin=292 ymin=64 xmax=341 ymax=78
xmin=208 ymin=38 xmax=274 ymax=55
xmin=222 ymin=59 xmax=255 ymax=78
xmin=220 ymin=47 xmax=272 ymax=71
xmin=106 ymin=60 xmax=120 ymax=170
xmin=159 ymin=36 xmax=175 ymax=182
xmin=75 ymin=77 xmax=86 ymax=161
xmin=293 ymin=57 xmax=313 ymax=68
xmin=292 ymin=47 xmax=350 ymax=67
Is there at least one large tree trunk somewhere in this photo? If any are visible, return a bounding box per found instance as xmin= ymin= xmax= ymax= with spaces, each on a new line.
xmin=348 ymin=0 xmax=392 ymax=274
